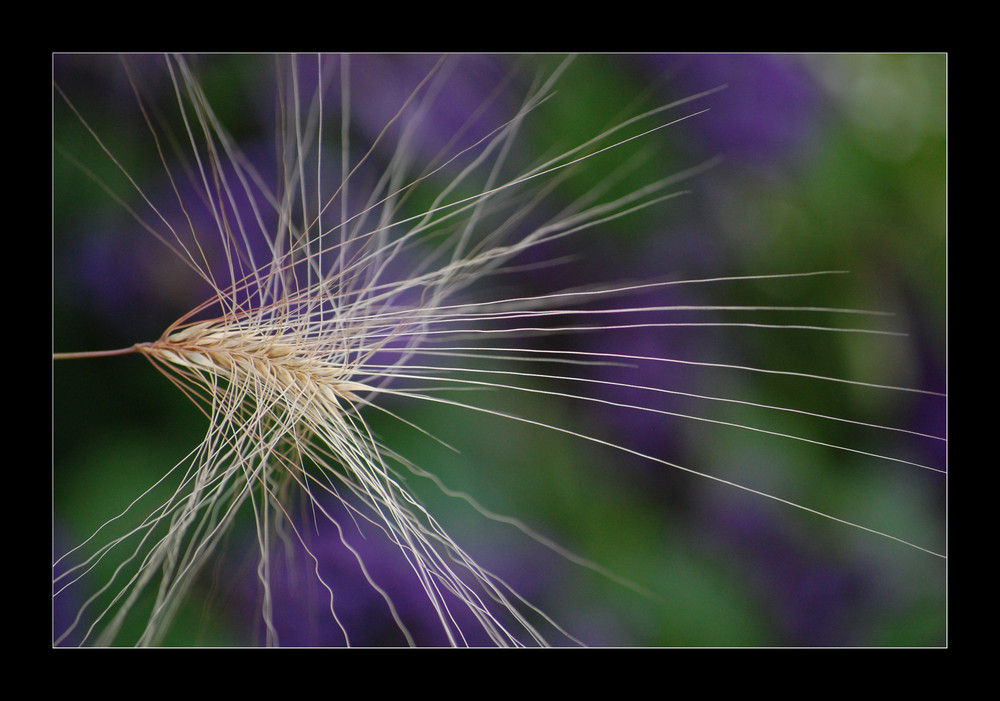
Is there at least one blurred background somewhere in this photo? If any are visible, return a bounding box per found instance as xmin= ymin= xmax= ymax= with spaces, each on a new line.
xmin=53 ymin=53 xmax=946 ymax=646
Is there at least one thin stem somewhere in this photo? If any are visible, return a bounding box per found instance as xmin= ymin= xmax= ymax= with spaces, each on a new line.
xmin=53 ymin=345 xmax=143 ymax=360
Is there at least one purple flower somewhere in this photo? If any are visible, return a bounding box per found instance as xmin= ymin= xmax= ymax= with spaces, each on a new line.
xmin=228 ymin=495 xmax=569 ymax=647
xmin=704 ymin=494 xmax=870 ymax=645
xmin=637 ymin=54 xmax=821 ymax=166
